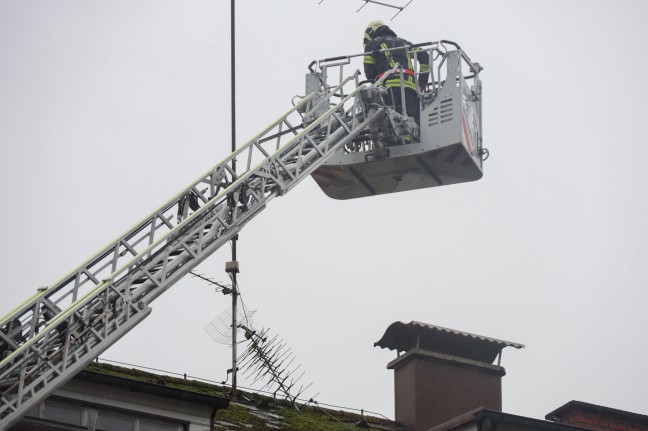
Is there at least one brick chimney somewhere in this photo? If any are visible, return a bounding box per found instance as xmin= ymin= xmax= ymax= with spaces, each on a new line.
xmin=375 ymin=321 xmax=523 ymax=431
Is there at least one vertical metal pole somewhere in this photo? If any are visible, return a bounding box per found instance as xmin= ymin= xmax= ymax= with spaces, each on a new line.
xmin=230 ymin=0 xmax=236 ymax=164
xmin=230 ymin=0 xmax=238 ymax=401
xmin=231 ymin=272 xmax=238 ymax=401
xmin=399 ymin=67 xmax=407 ymax=117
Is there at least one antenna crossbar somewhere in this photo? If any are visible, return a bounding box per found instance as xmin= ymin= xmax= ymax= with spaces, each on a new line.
xmin=356 ymin=0 xmax=414 ymax=19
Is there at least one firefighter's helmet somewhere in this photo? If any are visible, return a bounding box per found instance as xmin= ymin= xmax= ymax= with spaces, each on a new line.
xmin=363 ymin=20 xmax=385 ymax=46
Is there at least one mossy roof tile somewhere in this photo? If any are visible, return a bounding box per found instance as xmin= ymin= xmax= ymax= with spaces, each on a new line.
xmin=83 ymin=363 xmax=402 ymax=431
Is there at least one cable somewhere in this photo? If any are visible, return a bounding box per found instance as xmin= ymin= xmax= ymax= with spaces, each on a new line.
xmin=95 ymin=357 xmax=391 ymax=420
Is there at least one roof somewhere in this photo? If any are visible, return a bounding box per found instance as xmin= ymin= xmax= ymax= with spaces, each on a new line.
xmin=374 ymin=321 xmax=524 ymax=364
xmin=76 ymin=366 xmax=230 ymax=409
xmin=427 ymin=408 xmax=594 ymax=431
xmin=83 ymin=362 xmax=402 ymax=431
xmin=546 ymin=401 xmax=648 ymax=426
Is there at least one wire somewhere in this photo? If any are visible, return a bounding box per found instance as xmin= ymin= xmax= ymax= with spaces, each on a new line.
xmin=237 ymin=286 xmax=253 ymax=328
xmin=95 ymin=357 xmax=392 ymax=421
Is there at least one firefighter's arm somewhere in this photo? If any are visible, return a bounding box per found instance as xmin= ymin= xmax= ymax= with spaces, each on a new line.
xmin=363 ymin=53 xmax=378 ymax=81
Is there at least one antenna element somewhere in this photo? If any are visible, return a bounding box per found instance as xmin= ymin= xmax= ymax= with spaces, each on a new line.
xmin=356 ymin=0 xmax=414 ymax=19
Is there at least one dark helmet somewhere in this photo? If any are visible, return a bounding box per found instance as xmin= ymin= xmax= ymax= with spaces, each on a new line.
xmin=363 ymin=20 xmax=386 ymax=47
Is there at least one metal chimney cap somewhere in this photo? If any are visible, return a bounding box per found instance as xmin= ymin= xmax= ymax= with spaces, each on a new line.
xmin=374 ymin=321 xmax=524 ymax=365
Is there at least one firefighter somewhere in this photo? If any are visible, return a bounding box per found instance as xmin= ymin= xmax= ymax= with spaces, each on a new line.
xmin=363 ymin=20 xmax=430 ymax=124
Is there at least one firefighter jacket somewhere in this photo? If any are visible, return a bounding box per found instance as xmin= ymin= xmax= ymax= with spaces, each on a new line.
xmin=364 ymin=35 xmax=430 ymax=91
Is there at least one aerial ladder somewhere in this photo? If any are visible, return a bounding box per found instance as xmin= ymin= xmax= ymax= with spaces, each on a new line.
xmin=0 ymin=41 xmax=484 ymax=429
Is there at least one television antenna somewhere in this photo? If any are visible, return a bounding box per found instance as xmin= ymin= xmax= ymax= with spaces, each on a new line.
xmin=319 ymin=0 xmax=414 ymax=20
xmin=237 ymin=327 xmax=314 ymax=409
xmin=357 ymin=0 xmax=414 ymax=19
xmin=204 ymin=305 xmax=314 ymax=407
xmin=204 ymin=304 xmax=257 ymax=346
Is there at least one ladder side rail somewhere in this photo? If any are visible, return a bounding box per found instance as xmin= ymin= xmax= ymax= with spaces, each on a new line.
xmin=0 ymin=120 xmax=301 ymax=422
xmin=0 ymin=94 xmax=322 ymax=397
xmin=0 ymin=288 xmax=150 ymax=414
xmin=12 ymin=73 xmax=368 ymax=368
xmin=0 ymin=306 xmax=153 ymax=427
xmin=0 ymin=85 xmax=374 ymax=428
xmin=302 ymin=73 xmax=359 ymax=125
xmin=0 ymin=203 xmax=181 ymax=348
xmin=14 ymin=201 xmax=183 ymax=318
xmin=0 ymin=91 xmax=318 ymax=328
xmin=278 ymin=100 xmax=355 ymax=176
xmin=1 ymin=79 xmax=371 ymax=374
xmin=257 ymin=83 xmax=368 ymax=191
xmin=0 ymin=93 xmax=320 ymax=356
xmin=282 ymin=108 xmax=386 ymax=196
xmin=1 ymin=79 xmax=385 ymax=429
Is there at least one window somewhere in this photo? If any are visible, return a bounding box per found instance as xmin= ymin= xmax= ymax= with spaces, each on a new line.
xmin=139 ymin=419 xmax=182 ymax=431
xmin=96 ymin=412 xmax=135 ymax=431
xmin=24 ymin=399 xmax=184 ymax=430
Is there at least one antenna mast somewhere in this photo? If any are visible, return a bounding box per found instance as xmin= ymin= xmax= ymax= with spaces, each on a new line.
xmin=228 ymin=0 xmax=239 ymax=401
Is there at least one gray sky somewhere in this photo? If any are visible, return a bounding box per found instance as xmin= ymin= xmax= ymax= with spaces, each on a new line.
xmin=1 ymin=0 xmax=647 ymax=421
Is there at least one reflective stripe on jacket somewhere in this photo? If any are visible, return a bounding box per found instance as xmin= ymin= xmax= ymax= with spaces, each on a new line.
xmin=364 ymin=35 xmax=430 ymax=89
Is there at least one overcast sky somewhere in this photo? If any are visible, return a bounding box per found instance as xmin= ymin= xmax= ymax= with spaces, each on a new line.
xmin=1 ymin=0 xmax=647 ymax=422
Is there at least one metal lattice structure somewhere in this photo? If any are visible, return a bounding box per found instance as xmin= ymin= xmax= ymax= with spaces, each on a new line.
xmin=0 ymin=68 xmax=388 ymax=429
xmin=0 ymin=41 xmax=485 ymax=428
